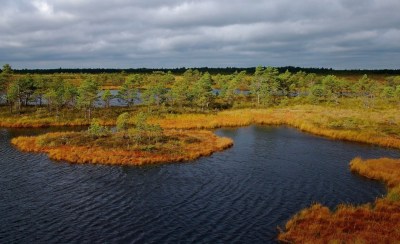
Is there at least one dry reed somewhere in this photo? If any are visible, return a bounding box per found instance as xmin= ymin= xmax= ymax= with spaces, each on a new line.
xmin=278 ymin=157 xmax=400 ymax=243
xmin=11 ymin=130 xmax=233 ymax=165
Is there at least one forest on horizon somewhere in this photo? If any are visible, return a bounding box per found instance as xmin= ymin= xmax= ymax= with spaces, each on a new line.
xmin=4 ymin=66 xmax=400 ymax=76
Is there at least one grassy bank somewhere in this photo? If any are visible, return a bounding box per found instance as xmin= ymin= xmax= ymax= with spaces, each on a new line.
xmin=2 ymin=105 xmax=400 ymax=149
xmin=151 ymin=106 xmax=400 ymax=149
xmin=278 ymin=157 xmax=400 ymax=243
xmin=11 ymin=129 xmax=233 ymax=165
xmin=0 ymin=106 xmax=124 ymax=128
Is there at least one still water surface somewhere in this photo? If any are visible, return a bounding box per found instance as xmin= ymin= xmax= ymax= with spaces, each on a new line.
xmin=0 ymin=125 xmax=399 ymax=243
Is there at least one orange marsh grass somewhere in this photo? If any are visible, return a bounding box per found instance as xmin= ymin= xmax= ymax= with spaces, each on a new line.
xmin=3 ymin=105 xmax=400 ymax=149
xmin=11 ymin=130 xmax=233 ymax=166
xmin=278 ymin=157 xmax=400 ymax=243
xmin=150 ymin=106 xmax=400 ymax=149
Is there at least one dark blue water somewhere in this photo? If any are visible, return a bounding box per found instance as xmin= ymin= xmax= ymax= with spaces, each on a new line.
xmin=0 ymin=126 xmax=399 ymax=243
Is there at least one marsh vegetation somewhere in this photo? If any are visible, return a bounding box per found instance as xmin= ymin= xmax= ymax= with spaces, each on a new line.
xmin=1 ymin=64 xmax=400 ymax=242
xmin=278 ymin=157 xmax=400 ymax=243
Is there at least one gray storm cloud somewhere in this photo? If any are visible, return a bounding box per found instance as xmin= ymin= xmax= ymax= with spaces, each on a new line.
xmin=0 ymin=0 xmax=399 ymax=69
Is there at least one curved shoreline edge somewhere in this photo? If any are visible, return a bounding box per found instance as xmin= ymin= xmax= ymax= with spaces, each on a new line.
xmin=11 ymin=130 xmax=233 ymax=166
xmin=278 ymin=157 xmax=400 ymax=243
xmin=4 ymin=106 xmax=400 ymax=150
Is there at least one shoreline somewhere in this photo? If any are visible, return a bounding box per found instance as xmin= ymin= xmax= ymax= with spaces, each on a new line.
xmin=278 ymin=157 xmax=400 ymax=243
xmin=2 ymin=106 xmax=400 ymax=150
xmin=11 ymin=130 xmax=233 ymax=166
xmin=5 ymin=105 xmax=400 ymax=242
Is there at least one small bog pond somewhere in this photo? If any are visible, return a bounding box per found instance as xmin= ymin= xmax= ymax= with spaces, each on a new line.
xmin=0 ymin=126 xmax=399 ymax=243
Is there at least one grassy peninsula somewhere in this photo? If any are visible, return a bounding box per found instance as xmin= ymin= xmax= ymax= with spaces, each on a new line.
xmin=11 ymin=129 xmax=233 ymax=165
xmin=7 ymin=105 xmax=400 ymax=168
xmin=278 ymin=157 xmax=400 ymax=243
xmin=10 ymin=113 xmax=233 ymax=165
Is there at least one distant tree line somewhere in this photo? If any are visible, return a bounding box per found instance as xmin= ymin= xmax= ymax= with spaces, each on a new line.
xmin=1 ymin=64 xmax=400 ymax=118
xmin=4 ymin=66 xmax=400 ymax=76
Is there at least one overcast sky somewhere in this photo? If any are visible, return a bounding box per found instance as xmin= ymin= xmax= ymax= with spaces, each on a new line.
xmin=1 ymin=0 xmax=400 ymax=69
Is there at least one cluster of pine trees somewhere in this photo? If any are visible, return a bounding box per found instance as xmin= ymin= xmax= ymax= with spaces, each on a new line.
xmin=1 ymin=64 xmax=400 ymax=117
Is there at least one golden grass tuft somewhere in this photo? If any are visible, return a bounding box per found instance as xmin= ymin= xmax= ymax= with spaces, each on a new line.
xmin=11 ymin=130 xmax=233 ymax=166
xmin=278 ymin=157 xmax=400 ymax=243
xmin=350 ymin=157 xmax=400 ymax=188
